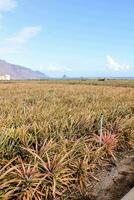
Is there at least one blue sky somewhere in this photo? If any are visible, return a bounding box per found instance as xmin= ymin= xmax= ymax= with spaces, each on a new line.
xmin=0 ymin=0 xmax=134 ymax=77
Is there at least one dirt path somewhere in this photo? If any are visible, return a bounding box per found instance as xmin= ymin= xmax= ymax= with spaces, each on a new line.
xmin=89 ymin=151 xmax=134 ymax=200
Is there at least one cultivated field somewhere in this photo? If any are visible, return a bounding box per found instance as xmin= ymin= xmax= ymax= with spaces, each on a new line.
xmin=0 ymin=80 xmax=134 ymax=199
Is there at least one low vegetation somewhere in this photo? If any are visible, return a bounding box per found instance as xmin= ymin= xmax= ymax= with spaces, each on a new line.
xmin=0 ymin=80 xmax=134 ymax=199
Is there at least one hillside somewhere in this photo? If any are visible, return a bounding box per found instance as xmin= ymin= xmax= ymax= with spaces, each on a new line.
xmin=0 ymin=60 xmax=47 ymax=80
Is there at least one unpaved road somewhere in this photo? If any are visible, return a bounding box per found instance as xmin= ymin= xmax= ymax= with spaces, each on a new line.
xmin=89 ymin=152 xmax=134 ymax=200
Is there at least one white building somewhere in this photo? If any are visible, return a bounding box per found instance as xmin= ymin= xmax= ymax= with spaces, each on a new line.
xmin=0 ymin=74 xmax=11 ymax=80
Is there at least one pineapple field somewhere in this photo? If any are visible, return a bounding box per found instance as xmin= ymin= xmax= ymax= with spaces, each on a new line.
xmin=0 ymin=80 xmax=133 ymax=200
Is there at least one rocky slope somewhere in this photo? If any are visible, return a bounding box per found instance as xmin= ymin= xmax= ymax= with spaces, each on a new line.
xmin=0 ymin=59 xmax=47 ymax=80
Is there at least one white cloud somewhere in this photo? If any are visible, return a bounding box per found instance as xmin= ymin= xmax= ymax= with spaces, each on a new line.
xmin=106 ymin=55 xmax=130 ymax=71
xmin=0 ymin=26 xmax=42 ymax=54
xmin=6 ymin=26 xmax=42 ymax=45
xmin=0 ymin=0 xmax=17 ymax=29
xmin=0 ymin=0 xmax=17 ymax=12
xmin=0 ymin=1 xmax=42 ymax=56
xmin=0 ymin=46 xmax=18 ymax=54
xmin=45 ymin=65 xmax=72 ymax=72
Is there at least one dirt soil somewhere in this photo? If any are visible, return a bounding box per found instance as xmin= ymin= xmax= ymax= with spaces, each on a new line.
xmin=76 ymin=151 xmax=134 ymax=200
xmin=87 ymin=151 xmax=134 ymax=200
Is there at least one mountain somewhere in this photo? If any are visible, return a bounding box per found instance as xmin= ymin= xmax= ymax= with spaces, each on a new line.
xmin=62 ymin=74 xmax=69 ymax=79
xmin=0 ymin=59 xmax=47 ymax=80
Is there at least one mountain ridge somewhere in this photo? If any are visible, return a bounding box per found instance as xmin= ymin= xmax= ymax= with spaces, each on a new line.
xmin=0 ymin=59 xmax=47 ymax=80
